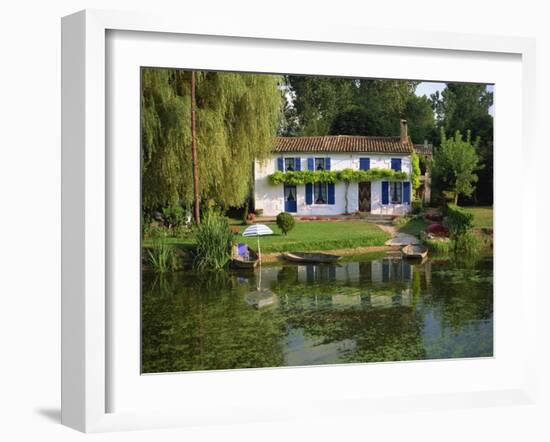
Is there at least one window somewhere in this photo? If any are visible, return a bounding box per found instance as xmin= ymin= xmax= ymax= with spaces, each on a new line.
xmin=389 ymin=182 xmax=402 ymax=204
xmin=284 ymin=185 xmax=296 ymax=202
xmin=284 ymin=158 xmax=295 ymax=171
xmin=315 ymin=157 xmax=325 ymax=170
xmin=391 ymin=158 xmax=402 ymax=171
xmin=314 ymin=182 xmax=328 ymax=204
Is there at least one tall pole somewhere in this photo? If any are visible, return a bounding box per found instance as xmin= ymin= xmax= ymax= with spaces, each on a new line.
xmin=191 ymin=71 xmax=200 ymax=224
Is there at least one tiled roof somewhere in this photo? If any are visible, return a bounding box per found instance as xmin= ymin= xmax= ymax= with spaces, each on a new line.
xmin=414 ymin=143 xmax=434 ymax=156
xmin=274 ymin=135 xmax=413 ymax=154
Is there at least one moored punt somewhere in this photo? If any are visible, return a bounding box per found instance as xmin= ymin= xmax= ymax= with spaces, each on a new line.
xmin=231 ymin=244 xmax=259 ymax=269
xmin=281 ymin=252 xmax=341 ymax=264
xmin=401 ymin=244 xmax=428 ymax=259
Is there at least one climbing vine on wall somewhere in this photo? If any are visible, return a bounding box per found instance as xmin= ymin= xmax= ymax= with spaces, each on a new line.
xmin=268 ymin=168 xmax=409 ymax=185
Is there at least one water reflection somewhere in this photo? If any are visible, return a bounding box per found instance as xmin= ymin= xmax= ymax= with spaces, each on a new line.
xmin=142 ymin=255 xmax=493 ymax=373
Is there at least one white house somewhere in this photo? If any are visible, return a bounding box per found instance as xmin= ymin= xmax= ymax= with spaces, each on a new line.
xmin=254 ymin=120 xmax=415 ymax=217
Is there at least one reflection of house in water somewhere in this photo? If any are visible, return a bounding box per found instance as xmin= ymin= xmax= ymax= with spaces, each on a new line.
xmin=282 ymin=258 xmax=414 ymax=286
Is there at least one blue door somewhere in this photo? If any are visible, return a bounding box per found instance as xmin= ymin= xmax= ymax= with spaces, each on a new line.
xmin=284 ymin=184 xmax=297 ymax=213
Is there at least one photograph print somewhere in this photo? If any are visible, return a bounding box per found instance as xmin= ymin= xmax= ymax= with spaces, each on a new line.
xmin=141 ymin=68 xmax=494 ymax=374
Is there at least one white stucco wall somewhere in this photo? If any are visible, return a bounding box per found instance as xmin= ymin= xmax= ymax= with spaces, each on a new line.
xmin=254 ymin=152 xmax=412 ymax=216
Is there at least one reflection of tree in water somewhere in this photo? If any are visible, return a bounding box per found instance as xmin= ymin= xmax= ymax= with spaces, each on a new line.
xmin=142 ymin=271 xmax=286 ymax=373
xmin=141 ymin=255 xmax=493 ymax=372
xmin=417 ymin=258 xmax=493 ymax=333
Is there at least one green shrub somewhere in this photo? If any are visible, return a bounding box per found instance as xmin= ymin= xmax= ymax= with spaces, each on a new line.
xmin=411 ymin=199 xmax=424 ymax=214
xmin=453 ymin=231 xmax=481 ymax=255
xmin=424 ymin=238 xmax=452 ymax=254
xmin=146 ymin=240 xmax=180 ymax=273
xmin=193 ymin=211 xmax=233 ymax=270
xmin=162 ymin=204 xmax=187 ymax=228
xmin=145 ymin=225 xmax=169 ymax=240
xmin=276 ymin=212 xmax=296 ymax=235
xmin=444 ymin=204 xmax=474 ymax=241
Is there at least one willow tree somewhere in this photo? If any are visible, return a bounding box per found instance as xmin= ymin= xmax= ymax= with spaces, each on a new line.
xmin=141 ymin=68 xmax=282 ymax=211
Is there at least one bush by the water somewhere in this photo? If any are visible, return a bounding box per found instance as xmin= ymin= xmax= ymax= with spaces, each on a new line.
xmin=424 ymin=238 xmax=452 ymax=254
xmin=276 ymin=212 xmax=295 ymax=235
xmin=193 ymin=211 xmax=234 ymax=270
xmin=146 ymin=240 xmax=180 ymax=273
xmin=444 ymin=204 xmax=474 ymax=240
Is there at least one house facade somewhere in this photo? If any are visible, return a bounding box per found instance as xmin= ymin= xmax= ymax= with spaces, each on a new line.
xmin=254 ymin=120 xmax=415 ymax=217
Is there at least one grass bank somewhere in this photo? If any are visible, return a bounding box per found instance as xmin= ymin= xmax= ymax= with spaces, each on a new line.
xmin=463 ymin=206 xmax=493 ymax=228
xmin=143 ymin=220 xmax=390 ymax=254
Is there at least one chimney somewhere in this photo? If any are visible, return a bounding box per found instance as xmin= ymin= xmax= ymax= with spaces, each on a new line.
xmin=400 ymin=119 xmax=408 ymax=143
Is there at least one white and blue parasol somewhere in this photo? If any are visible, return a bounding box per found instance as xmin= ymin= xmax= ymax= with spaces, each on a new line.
xmin=242 ymin=223 xmax=273 ymax=262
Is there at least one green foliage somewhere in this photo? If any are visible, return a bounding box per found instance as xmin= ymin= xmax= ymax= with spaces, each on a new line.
xmin=423 ymin=238 xmax=452 ymax=254
xmin=453 ymin=231 xmax=481 ymax=255
xmin=141 ymin=68 xmax=282 ymax=210
xmin=444 ymin=204 xmax=474 ymax=240
xmin=162 ymin=204 xmax=187 ymax=228
xmin=432 ymin=129 xmax=481 ymax=204
xmin=276 ymin=212 xmax=296 ymax=235
xmin=431 ymin=83 xmax=493 ymax=204
xmin=193 ymin=211 xmax=234 ymax=270
xmin=283 ymin=75 xmax=357 ymax=135
xmin=340 ymin=80 xmax=417 ymax=136
xmin=146 ymin=240 xmax=180 ymax=273
xmin=268 ymin=168 xmax=408 ymax=185
xmin=411 ymin=199 xmax=424 ymax=214
xmin=411 ymin=151 xmax=421 ymax=192
xmin=404 ymin=94 xmax=437 ymax=143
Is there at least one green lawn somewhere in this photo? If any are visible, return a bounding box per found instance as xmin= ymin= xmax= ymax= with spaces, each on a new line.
xmin=463 ymin=206 xmax=493 ymax=228
xmin=144 ymin=220 xmax=390 ymax=253
xmin=398 ymin=217 xmax=429 ymax=237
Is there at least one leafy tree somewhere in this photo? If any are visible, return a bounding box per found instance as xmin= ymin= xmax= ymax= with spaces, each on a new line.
xmin=141 ymin=68 xmax=283 ymax=211
xmin=329 ymin=80 xmax=418 ymax=137
xmin=283 ymin=75 xmax=356 ymax=135
xmin=431 ymin=84 xmax=493 ymax=204
xmin=403 ymin=95 xmax=437 ymax=144
xmin=432 ymin=129 xmax=481 ymax=204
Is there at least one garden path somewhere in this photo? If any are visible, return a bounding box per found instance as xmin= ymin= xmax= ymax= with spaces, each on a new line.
xmin=376 ymin=223 xmax=421 ymax=246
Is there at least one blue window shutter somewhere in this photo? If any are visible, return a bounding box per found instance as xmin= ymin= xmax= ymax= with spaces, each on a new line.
xmin=360 ymin=158 xmax=370 ymax=171
xmin=325 ymin=157 xmax=331 ymax=170
xmin=277 ymin=157 xmax=284 ymax=171
xmin=403 ymin=182 xmax=411 ymax=203
xmin=391 ymin=158 xmax=402 ymax=171
xmin=328 ymin=183 xmax=335 ymax=204
xmin=307 ymin=158 xmax=314 ymax=171
xmin=295 ymin=157 xmax=301 ymax=171
xmin=381 ymin=181 xmax=389 ymax=204
xmin=305 ymin=183 xmax=313 ymax=204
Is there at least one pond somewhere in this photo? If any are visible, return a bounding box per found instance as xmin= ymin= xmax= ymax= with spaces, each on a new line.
xmin=141 ymin=254 xmax=493 ymax=373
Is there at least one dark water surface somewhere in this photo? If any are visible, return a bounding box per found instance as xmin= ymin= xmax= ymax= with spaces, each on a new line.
xmin=142 ymin=255 xmax=493 ymax=373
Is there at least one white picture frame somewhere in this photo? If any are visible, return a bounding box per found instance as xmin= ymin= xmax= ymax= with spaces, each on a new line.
xmin=61 ymin=9 xmax=537 ymax=433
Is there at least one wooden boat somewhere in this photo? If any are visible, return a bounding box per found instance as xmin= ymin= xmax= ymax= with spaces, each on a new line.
xmin=230 ymin=245 xmax=259 ymax=269
xmin=401 ymin=244 xmax=428 ymax=259
xmin=281 ymin=252 xmax=341 ymax=264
